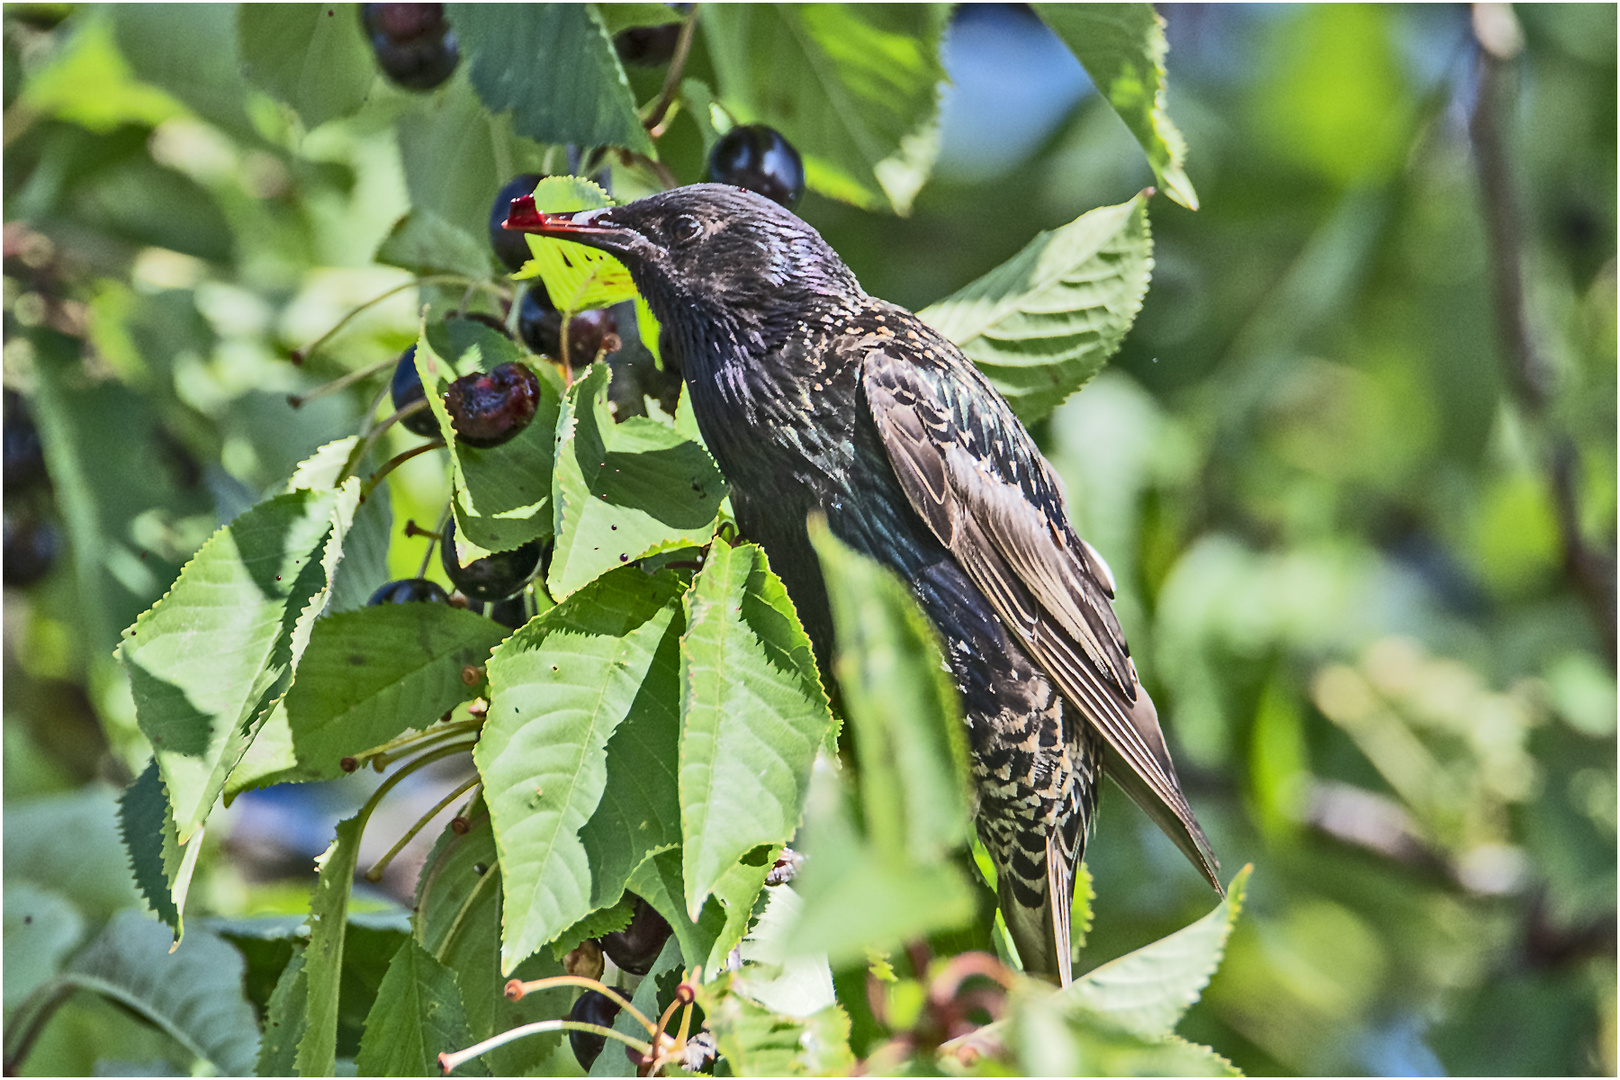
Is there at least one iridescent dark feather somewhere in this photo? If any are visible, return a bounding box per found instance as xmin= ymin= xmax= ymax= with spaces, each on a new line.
xmin=506 ymin=184 xmax=1219 ymax=983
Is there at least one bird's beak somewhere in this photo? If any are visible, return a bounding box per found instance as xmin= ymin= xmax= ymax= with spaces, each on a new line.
xmin=502 ymin=196 xmax=648 ymax=258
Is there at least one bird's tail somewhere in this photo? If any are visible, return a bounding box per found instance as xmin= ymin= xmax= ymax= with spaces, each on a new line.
xmin=998 ymin=833 xmax=1074 ymax=986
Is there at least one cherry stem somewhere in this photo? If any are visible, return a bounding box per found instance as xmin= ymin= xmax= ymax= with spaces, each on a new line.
xmin=339 ymin=398 xmax=435 ymax=486
xmin=417 ymin=504 xmax=453 ymax=579
xmin=361 ymin=439 xmax=446 ymax=502
xmin=287 ymin=354 xmax=398 ymax=408
xmin=504 ymin=976 xmax=657 ymax=1035
xmin=366 ymin=721 xmax=483 ymax=772
xmin=438 ymin=1019 xmax=651 ymax=1076
xmin=356 ymin=741 xmax=475 ymax=835
xmin=351 ymin=719 xmax=482 ymax=771
xmin=364 ymin=772 xmax=480 ymax=883
xmin=645 ymin=6 xmax=700 ymax=136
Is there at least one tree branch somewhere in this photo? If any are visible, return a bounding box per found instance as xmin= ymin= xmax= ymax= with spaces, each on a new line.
xmin=1468 ymin=3 xmax=1617 ymax=663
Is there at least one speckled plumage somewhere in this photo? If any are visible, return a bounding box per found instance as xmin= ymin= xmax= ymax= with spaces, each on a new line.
xmin=508 ymin=184 xmax=1219 ymax=983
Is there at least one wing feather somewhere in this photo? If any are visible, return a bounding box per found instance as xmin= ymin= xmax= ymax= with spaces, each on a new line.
xmin=863 ymin=341 xmax=1221 ymax=892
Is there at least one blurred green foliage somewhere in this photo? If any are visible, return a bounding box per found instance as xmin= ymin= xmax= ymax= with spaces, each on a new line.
xmin=2 ymin=3 xmax=1613 ymax=1076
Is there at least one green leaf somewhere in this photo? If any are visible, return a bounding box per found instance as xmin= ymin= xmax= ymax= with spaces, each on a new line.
xmin=355 ymin=939 xmax=478 ymax=1077
xmin=697 ymin=970 xmax=854 ymax=1076
xmin=626 ymin=846 xmax=775 ymax=978
xmin=551 ymin=892 xmax=636 ymax=960
xmin=117 ymin=483 xmax=346 ymax=843
xmin=119 ymin=759 xmax=188 ymax=939
xmin=376 ymin=209 xmax=497 ymax=282
xmin=237 ymin=4 xmax=374 ymax=130
xmin=991 ymin=981 xmax=1239 ymax=1077
xmin=3 ymin=884 xmax=85 ymax=1011
xmin=1059 ymin=865 xmax=1251 ymax=1039
xmin=455 ymin=4 xmax=653 ymax=155
xmin=1032 ymin=4 xmax=1198 ymax=210
xmin=30 ymin=328 xmax=215 ymax=656
xmin=809 ymin=521 xmax=972 ymax=854
xmin=297 ymin=814 xmax=363 ymax=1077
xmin=280 ymin=604 xmax=507 ymax=783
xmin=257 ymin=945 xmax=309 ymax=1077
xmin=512 ymin=177 xmax=640 ymax=311
xmin=678 ymin=539 xmax=833 ymax=918
xmin=414 ymin=808 xmax=575 ymax=1075
xmin=107 ymin=4 xmax=259 ymax=142
xmin=64 ymin=910 xmax=261 ymax=1077
xmin=17 ymin=10 xmax=184 ymax=132
xmin=734 ymin=884 xmax=838 ymax=1019
xmin=781 ymin=526 xmax=979 ymax=965
xmin=549 ymin=363 xmax=727 ymax=599
xmin=702 ymin=4 xmax=949 ymax=213
xmin=396 ymin=76 xmax=541 ymax=239
xmin=5 ymin=786 xmax=143 ymax=921
xmin=918 ymin=195 xmax=1153 ymax=425
xmin=415 ymin=319 xmax=563 ymax=553
xmin=475 ymin=568 xmax=685 ymax=973
xmin=784 ymin=767 xmax=977 ymax=968
xmin=327 ymin=472 xmax=394 ymax=614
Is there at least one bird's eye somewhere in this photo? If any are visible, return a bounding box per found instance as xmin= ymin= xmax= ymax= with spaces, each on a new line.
xmin=672 ymin=214 xmax=702 ymax=243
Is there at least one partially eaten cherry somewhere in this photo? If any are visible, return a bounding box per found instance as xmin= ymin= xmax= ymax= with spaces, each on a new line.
xmin=442 ymin=362 xmax=540 ymax=449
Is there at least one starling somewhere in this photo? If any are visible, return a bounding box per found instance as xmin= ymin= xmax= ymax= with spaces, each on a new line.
xmin=505 ymin=184 xmax=1220 ymax=984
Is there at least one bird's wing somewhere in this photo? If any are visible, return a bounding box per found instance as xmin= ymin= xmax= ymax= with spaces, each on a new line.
xmin=860 ymin=334 xmax=1221 ymax=892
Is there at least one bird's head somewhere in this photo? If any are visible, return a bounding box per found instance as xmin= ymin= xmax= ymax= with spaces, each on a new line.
xmin=503 ymin=183 xmax=861 ymax=343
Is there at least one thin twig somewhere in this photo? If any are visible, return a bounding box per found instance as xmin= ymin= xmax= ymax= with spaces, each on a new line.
xmin=644 ymin=6 xmax=701 ymax=136
xmin=1468 ymin=3 xmax=1616 ymax=663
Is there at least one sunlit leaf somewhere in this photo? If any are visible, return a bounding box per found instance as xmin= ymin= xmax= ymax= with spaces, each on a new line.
xmin=549 ymin=364 xmax=726 ymax=599
xmin=476 ymin=568 xmax=684 ymax=972
xmin=1033 ymin=3 xmax=1198 ymax=210
xmin=679 ymin=539 xmax=833 ymax=918
xmin=117 ymin=481 xmax=347 ymax=844
xmin=1060 ymin=866 xmax=1251 ymax=1038
xmin=919 ymin=195 xmax=1153 ymax=425
xmin=512 ymin=176 xmax=641 ymax=312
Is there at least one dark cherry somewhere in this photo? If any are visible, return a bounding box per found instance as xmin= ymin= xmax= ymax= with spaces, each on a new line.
xmin=489 ymin=174 xmax=546 ymax=273
xmin=3 ymin=389 xmax=46 ymax=490
xmin=361 ymin=4 xmax=458 ymax=91
xmin=707 ymin=124 xmax=806 ymax=209
xmin=568 ymin=989 xmax=623 ymax=1071
xmin=562 ymin=308 xmax=621 ymax=369
xmin=599 ymin=894 xmax=673 ymax=976
xmin=389 ymin=347 xmax=440 ymax=437
xmin=3 ymin=513 xmax=58 ymax=588
xmin=439 ymin=517 xmax=543 ymax=603
xmin=517 ymin=287 xmax=563 ymax=360
xmin=442 ymin=362 xmax=540 ymax=449
xmin=614 ymin=22 xmax=681 ymax=67
xmin=486 ymin=593 xmax=529 ymax=630
xmin=361 ymin=2 xmax=445 ymax=40
xmin=367 ymin=578 xmax=450 ymax=606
